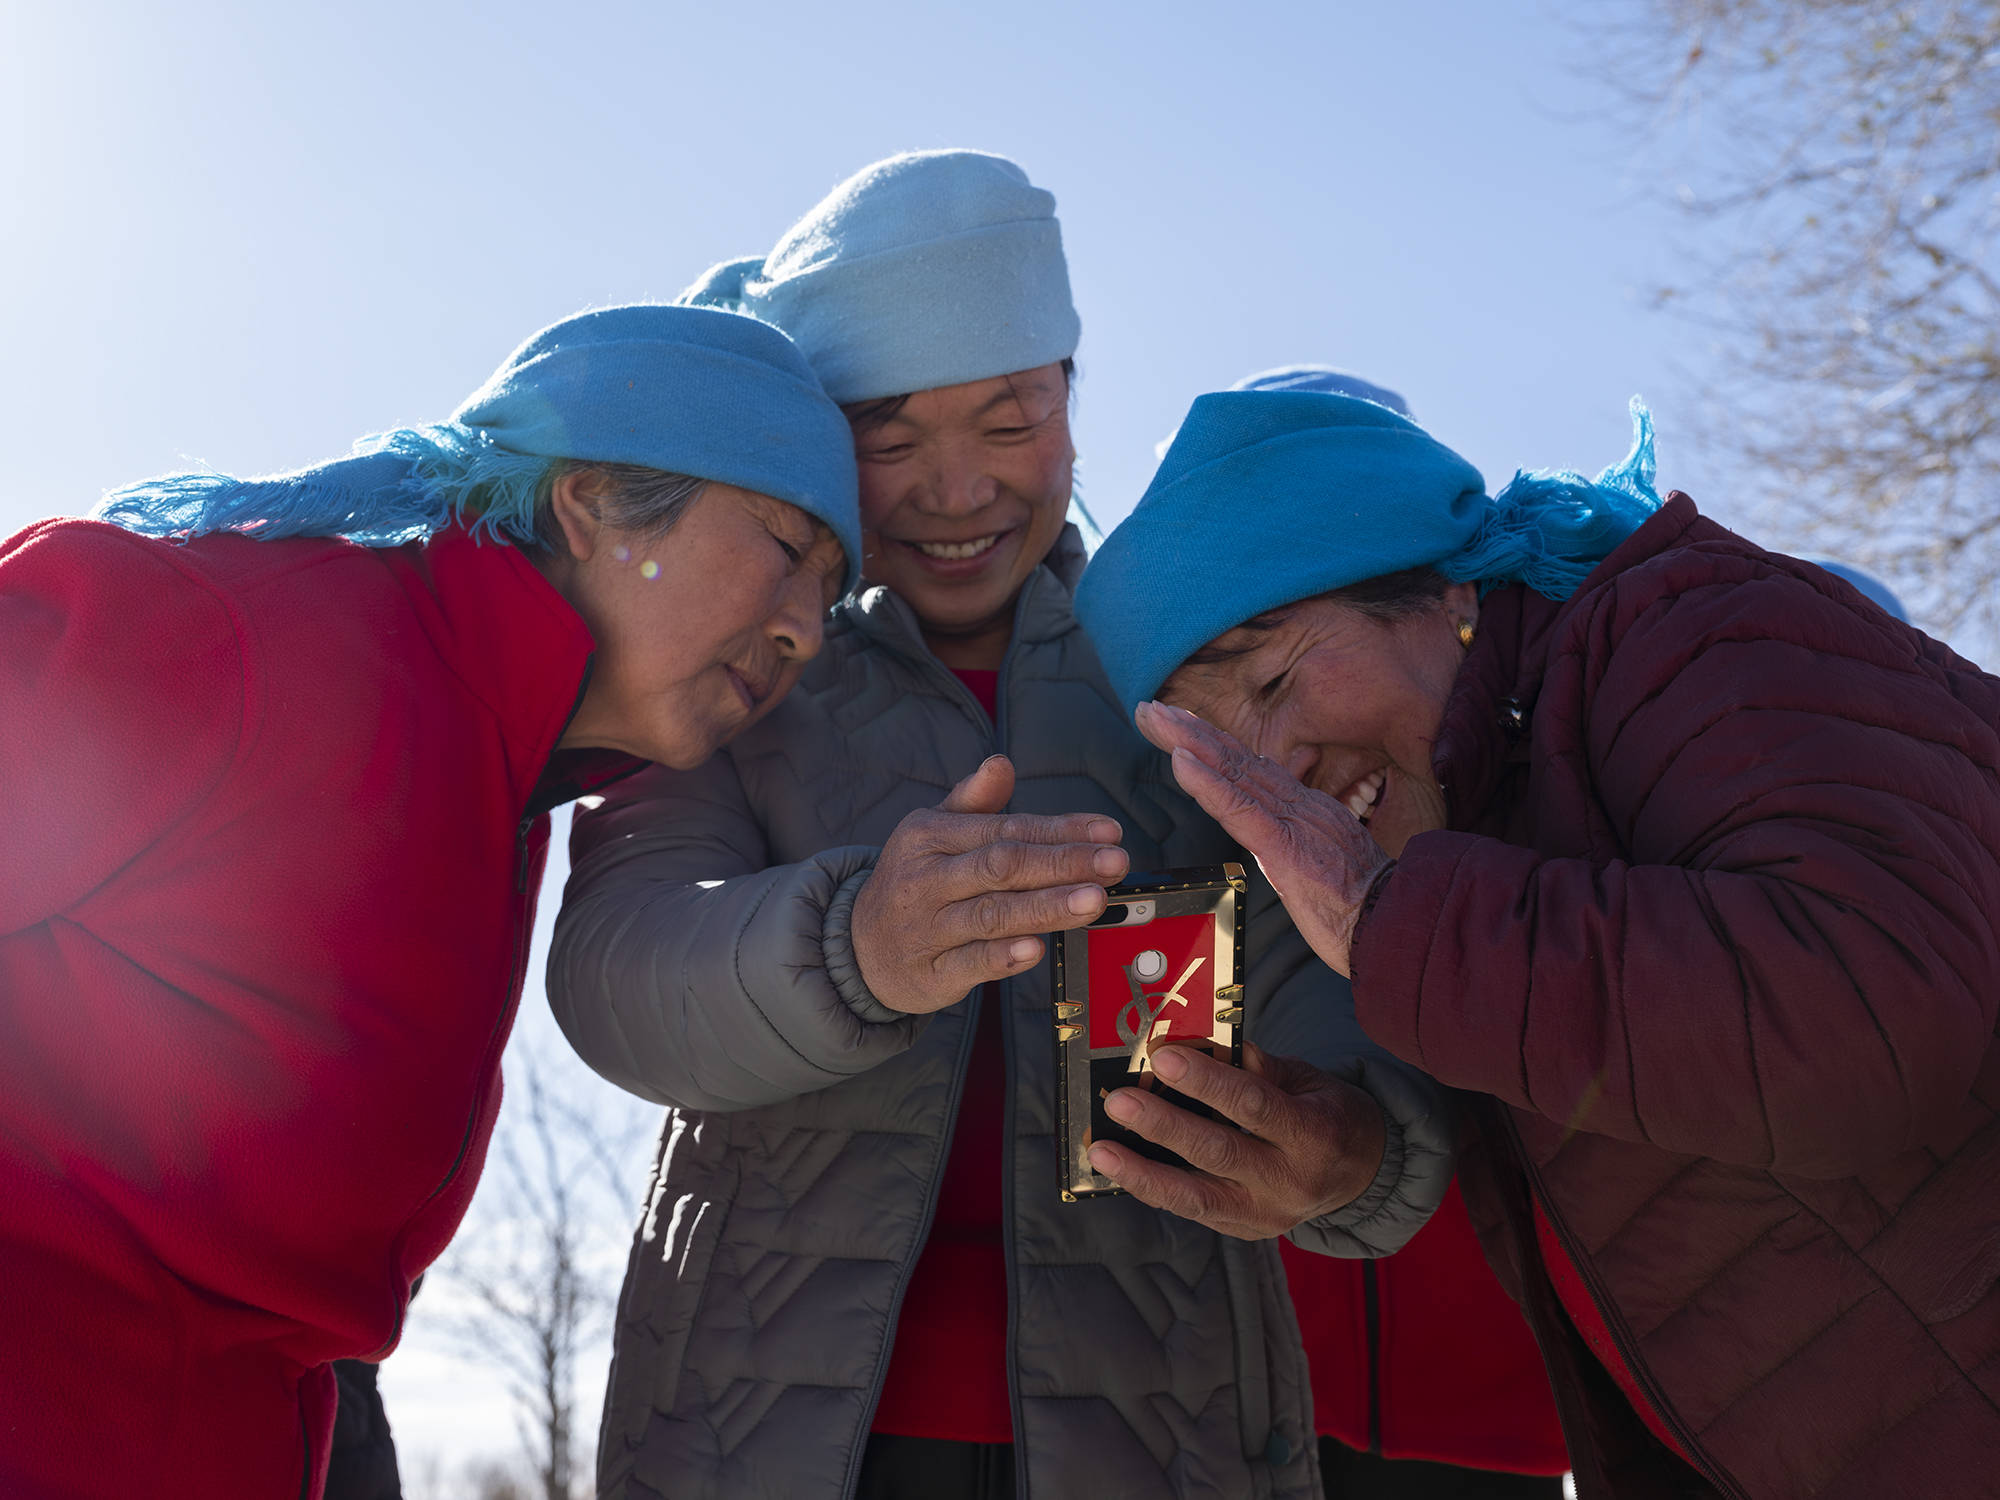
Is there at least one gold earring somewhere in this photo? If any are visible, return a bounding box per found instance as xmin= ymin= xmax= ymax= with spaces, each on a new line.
xmin=1455 ymin=619 xmax=1476 ymax=649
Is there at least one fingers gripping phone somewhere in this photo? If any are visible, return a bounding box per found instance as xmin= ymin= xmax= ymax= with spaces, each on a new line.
xmin=1051 ymin=864 xmax=1247 ymax=1200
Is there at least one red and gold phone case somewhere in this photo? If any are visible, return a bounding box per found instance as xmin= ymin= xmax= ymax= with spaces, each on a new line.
xmin=1051 ymin=864 xmax=1247 ymax=1200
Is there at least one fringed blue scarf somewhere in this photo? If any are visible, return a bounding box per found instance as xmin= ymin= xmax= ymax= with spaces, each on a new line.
xmin=89 ymin=302 xmax=867 ymax=578
xmin=1438 ymin=398 xmax=1662 ymax=600
xmin=94 ymin=423 xmax=551 ymax=549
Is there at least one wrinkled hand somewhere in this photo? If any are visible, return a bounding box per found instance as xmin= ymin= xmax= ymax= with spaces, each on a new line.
xmin=1087 ymin=1044 xmax=1387 ymax=1239
xmin=1135 ymin=701 xmax=1390 ymax=977
xmin=851 ymin=755 xmax=1128 ymax=1015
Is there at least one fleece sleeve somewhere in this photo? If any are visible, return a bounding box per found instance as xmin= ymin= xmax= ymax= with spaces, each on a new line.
xmin=545 ymin=754 xmax=925 ymax=1113
xmin=1351 ymin=562 xmax=2000 ymax=1179
xmin=0 ymin=521 xmax=245 ymax=938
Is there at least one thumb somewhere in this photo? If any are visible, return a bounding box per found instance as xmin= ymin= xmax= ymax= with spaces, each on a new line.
xmin=942 ymin=754 xmax=1015 ymax=816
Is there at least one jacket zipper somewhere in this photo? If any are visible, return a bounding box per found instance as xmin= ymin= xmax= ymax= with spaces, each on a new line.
xmin=843 ymin=990 xmax=985 ymax=1497
xmin=992 ymin=630 xmax=1031 ymax=1500
xmin=1362 ymin=1260 xmax=1383 ymax=1455
xmin=857 ymin=577 xmax=1034 ymax=736
xmin=366 ymin=819 xmax=539 ymax=1361
xmin=1000 ymin=979 xmax=1028 ymax=1500
xmin=838 ymin=583 xmax=1044 ymax=1494
xmin=1502 ymin=1110 xmax=1746 ymax=1499
xmin=842 ymin=630 xmax=1021 ymax=1497
xmin=367 ymin=656 xmax=596 ymax=1359
xmin=445 ymin=658 xmax=596 ymax=1197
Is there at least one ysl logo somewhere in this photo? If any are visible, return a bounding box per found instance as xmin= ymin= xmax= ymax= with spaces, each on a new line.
xmin=1116 ymin=953 xmax=1207 ymax=1073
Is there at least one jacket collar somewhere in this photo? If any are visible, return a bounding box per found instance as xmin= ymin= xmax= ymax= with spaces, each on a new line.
xmin=1432 ymin=492 xmax=1702 ymax=829
xmin=1430 ymin=583 xmax=1556 ymax=832
xmin=400 ymin=527 xmax=633 ymax=813
xmin=841 ymin=520 xmax=1087 ymax=668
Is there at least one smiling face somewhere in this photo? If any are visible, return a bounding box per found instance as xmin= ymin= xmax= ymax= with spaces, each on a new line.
xmin=849 ymin=362 xmax=1074 ymax=669
xmin=1159 ymin=583 xmax=1479 ymax=857
xmin=540 ymin=474 xmax=846 ymax=769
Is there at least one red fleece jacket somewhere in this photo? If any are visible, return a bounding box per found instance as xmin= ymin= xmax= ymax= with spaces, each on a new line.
xmin=1281 ymin=1176 xmax=1567 ymax=1474
xmin=0 ymin=519 xmax=618 ymax=1499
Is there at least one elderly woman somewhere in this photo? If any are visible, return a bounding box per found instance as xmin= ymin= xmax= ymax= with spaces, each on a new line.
xmin=0 ymin=305 xmax=859 ymax=1500
xmin=1074 ymin=391 xmax=2000 ymax=1499
xmin=549 ymin=153 xmax=1450 ymax=1500
xmin=1216 ymin=369 xmax=1567 ymax=1500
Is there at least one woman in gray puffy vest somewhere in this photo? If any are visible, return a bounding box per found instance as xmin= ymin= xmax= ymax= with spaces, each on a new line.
xmin=547 ymin=149 xmax=1452 ymax=1500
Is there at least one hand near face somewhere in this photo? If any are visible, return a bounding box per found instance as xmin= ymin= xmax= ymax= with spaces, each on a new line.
xmin=1135 ymin=701 xmax=1392 ymax=977
xmin=1086 ymin=1043 xmax=1387 ymax=1239
xmin=850 ymin=755 xmax=1128 ymax=1014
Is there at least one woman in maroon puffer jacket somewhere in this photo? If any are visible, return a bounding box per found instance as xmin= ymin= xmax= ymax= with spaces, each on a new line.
xmin=1072 ymin=390 xmax=2000 ymax=1500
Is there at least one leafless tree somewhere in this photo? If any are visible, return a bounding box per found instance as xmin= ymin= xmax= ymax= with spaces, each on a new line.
xmin=398 ymin=1447 xmax=537 ymax=1500
xmin=433 ymin=1063 xmax=648 ymax=1500
xmin=1581 ymin=0 xmax=2000 ymax=655
xmin=461 ymin=1457 xmax=535 ymax=1500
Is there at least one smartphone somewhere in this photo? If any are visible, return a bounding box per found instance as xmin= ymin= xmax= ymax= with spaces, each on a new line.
xmin=1050 ymin=864 xmax=1247 ymax=1200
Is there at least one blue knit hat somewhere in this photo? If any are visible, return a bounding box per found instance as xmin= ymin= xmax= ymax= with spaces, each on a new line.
xmin=96 ymin=304 xmax=865 ymax=589
xmin=1156 ymin=365 xmax=1413 ymax=459
xmin=1805 ymin=558 xmax=1910 ymax=623
xmin=1076 ymin=391 xmax=1662 ymax=716
xmin=680 ymin=150 xmax=1080 ymax=403
xmin=1232 ymin=364 xmax=1413 ymax=415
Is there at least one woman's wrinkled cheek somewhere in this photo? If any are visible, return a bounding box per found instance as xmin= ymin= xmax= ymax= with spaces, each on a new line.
xmin=1231 ymin=705 xmax=1283 ymax=764
xmin=1010 ymin=423 xmax=1072 ymax=510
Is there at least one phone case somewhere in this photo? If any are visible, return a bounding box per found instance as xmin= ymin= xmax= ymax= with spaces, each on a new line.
xmin=1051 ymin=863 xmax=1247 ymax=1200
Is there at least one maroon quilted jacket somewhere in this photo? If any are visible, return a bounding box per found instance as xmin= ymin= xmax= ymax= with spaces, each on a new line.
xmin=1350 ymin=494 xmax=2000 ymax=1499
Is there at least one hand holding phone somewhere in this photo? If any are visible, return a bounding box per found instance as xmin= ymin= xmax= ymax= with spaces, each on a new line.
xmin=1051 ymin=866 xmax=1246 ymax=1200
xmin=1082 ymin=1042 xmax=1389 ymax=1241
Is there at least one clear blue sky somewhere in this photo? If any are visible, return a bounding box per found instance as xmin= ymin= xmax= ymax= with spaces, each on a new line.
xmin=1 ymin=0 xmax=1712 ymax=1477
xmin=1 ymin=0 xmax=1719 ymax=553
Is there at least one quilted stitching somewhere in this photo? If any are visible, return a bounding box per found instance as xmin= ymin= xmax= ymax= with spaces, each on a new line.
xmin=594 ymin=564 xmax=1323 ymax=1500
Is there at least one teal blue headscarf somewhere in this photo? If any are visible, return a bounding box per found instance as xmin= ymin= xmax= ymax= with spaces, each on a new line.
xmin=96 ymin=304 xmax=865 ymax=589
xmin=1075 ymin=392 xmax=1661 ymax=716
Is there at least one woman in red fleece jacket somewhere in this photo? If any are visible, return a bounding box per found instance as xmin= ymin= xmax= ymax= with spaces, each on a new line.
xmin=1075 ymin=391 xmax=2000 ymax=1499
xmin=0 ymin=304 xmax=870 ymax=1500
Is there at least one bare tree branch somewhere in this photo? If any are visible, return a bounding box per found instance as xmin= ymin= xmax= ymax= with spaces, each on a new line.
xmin=430 ymin=1062 xmax=645 ymax=1500
xmin=1577 ymin=0 xmax=2000 ymax=657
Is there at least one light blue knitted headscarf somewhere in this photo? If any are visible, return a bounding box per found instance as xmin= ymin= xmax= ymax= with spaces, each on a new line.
xmin=95 ymin=304 xmax=865 ymax=588
xmin=680 ymin=150 xmax=1081 ymax=405
xmin=1076 ymin=391 xmax=1662 ymax=716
